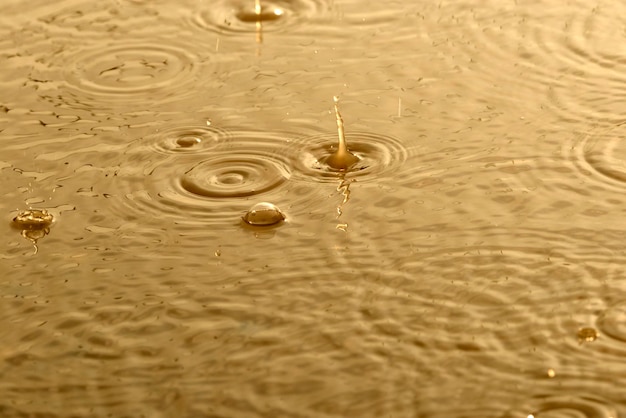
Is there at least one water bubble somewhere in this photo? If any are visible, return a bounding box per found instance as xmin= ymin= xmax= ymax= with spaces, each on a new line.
xmin=12 ymin=209 xmax=54 ymax=229
xmin=577 ymin=327 xmax=598 ymax=343
xmin=175 ymin=136 xmax=202 ymax=148
xmin=242 ymin=202 xmax=285 ymax=226
xmin=11 ymin=209 xmax=55 ymax=254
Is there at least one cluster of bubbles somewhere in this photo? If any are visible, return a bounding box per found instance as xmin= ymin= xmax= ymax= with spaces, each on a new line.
xmin=11 ymin=209 xmax=54 ymax=254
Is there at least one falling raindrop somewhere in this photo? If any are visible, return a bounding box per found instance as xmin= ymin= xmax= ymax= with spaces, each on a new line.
xmin=242 ymin=202 xmax=285 ymax=226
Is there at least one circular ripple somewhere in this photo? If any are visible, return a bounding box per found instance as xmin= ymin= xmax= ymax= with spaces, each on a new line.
xmin=528 ymin=3 xmax=626 ymax=127
xmin=569 ymin=122 xmax=626 ymax=190
xmin=516 ymin=395 xmax=618 ymax=418
xmin=36 ymin=2 xmax=160 ymax=35
xmin=35 ymin=39 xmax=202 ymax=110
xmin=68 ymin=43 xmax=196 ymax=95
xmin=143 ymin=124 xmax=230 ymax=155
xmin=109 ymin=129 xmax=329 ymax=228
xmin=188 ymin=0 xmax=330 ymax=35
xmin=181 ymin=155 xmax=290 ymax=198
xmin=407 ymin=1 xmax=626 ymax=127
xmin=598 ymin=302 xmax=626 ymax=344
xmin=292 ymin=131 xmax=409 ymax=183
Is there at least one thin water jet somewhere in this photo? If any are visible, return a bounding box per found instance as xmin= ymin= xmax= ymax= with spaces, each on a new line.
xmin=323 ymin=96 xmax=360 ymax=170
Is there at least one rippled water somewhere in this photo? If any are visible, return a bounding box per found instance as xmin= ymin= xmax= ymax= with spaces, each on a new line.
xmin=2 ymin=0 xmax=626 ymax=416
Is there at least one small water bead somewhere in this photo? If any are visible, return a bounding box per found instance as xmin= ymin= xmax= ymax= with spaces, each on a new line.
xmin=12 ymin=209 xmax=54 ymax=229
xmin=175 ymin=136 xmax=202 ymax=148
xmin=577 ymin=327 xmax=598 ymax=343
xmin=242 ymin=202 xmax=285 ymax=226
xmin=236 ymin=6 xmax=284 ymax=23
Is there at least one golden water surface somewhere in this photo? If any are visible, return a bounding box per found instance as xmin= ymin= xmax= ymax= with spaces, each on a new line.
xmin=2 ymin=0 xmax=626 ymax=416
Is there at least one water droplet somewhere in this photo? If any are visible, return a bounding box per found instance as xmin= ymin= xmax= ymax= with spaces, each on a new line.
xmin=577 ymin=327 xmax=598 ymax=343
xmin=547 ymin=368 xmax=556 ymax=378
xmin=242 ymin=202 xmax=285 ymax=226
xmin=236 ymin=5 xmax=284 ymax=23
xmin=175 ymin=136 xmax=202 ymax=148
xmin=12 ymin=209 xmax=54 ymax=229
xmin=11 ymin=209 xmax=54 ymax=254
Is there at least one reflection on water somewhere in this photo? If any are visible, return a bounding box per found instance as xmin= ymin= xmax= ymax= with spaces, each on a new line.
xmin=2 ymin=0 xmax=626 ymax=416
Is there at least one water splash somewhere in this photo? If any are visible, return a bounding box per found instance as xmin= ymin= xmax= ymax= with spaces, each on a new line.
xmin=322 ymin=96 xmax=360 ymax=171
xmin=11 ymin=209 xmax=54 ymax=254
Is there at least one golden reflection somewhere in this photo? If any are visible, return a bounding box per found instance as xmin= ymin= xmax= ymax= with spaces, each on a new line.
xmin=335 ymin=175 xmax=353 ymax=231
xmin=255 ymin=0 xmax=262 ymax=44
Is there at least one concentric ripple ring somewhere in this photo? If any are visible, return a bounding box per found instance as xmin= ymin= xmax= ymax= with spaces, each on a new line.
xmin=181 ymin=155 xmax=290 ymax=198
xmin=292 ymin=131 xmax=409 ymax=183
xmin=188 ymin=0 xmax=331 ymax=35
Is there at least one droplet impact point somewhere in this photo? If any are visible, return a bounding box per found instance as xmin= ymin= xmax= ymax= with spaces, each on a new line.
xmin=242 ymin=202 xmax=285 ymax=226
xmin=12 ymin=209 xmax=54 ymax=229
xmin=323 ymin=96 xmax=360 ymax=171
